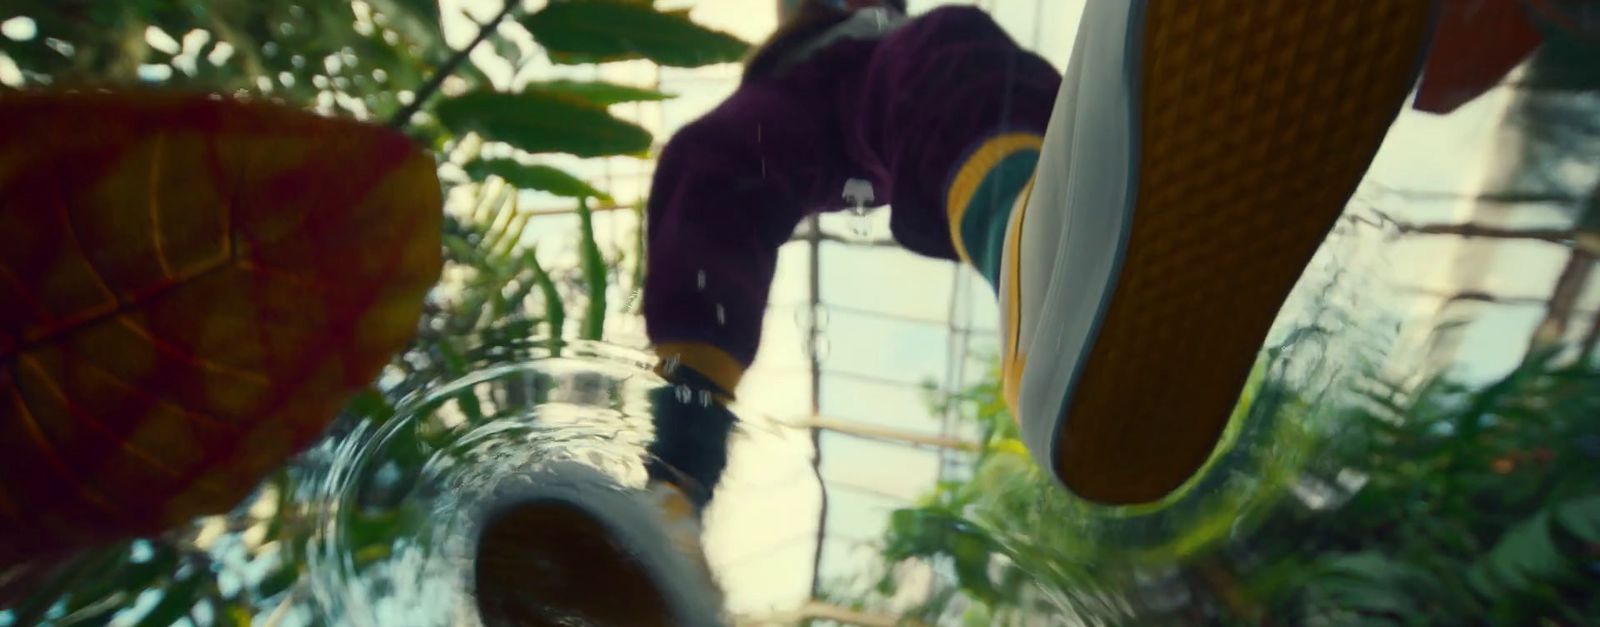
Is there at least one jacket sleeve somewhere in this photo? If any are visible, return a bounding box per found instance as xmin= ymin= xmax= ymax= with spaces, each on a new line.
xmin=841 ymin=6 xmax=1060 ymax=259
xmin=643 ymin=82 xmax=843 ymax=393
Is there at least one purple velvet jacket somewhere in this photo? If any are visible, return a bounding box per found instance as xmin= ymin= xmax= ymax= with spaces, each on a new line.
xmin=643 ymin=7 xmax=1061 ymax=390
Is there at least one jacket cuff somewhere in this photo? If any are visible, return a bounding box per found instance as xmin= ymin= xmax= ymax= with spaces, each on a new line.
xmin=653 ymin=341 xmax=746 ymax=398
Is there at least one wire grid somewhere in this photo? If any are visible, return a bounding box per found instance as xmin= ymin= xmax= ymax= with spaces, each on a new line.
xmin=799 ymin=1 xmax=1055 ymax=613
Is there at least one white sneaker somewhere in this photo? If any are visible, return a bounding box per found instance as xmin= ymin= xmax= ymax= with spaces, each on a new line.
xmin=1003 ymin=0 xmax=1435 ymax=504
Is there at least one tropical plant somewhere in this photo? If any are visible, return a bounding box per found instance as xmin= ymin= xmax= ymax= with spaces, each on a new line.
xmin=864 ymin=365 xmax=1149 ymax=626
xmin=846 ymin=349 xmax=1599 ymax=626
xmin=0 ymin=0 xmax=748 ymax=624
xmin=1230 ymin=354 xmax=1600 ymax=626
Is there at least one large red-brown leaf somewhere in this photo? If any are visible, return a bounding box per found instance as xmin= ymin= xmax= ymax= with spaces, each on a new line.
xmin=0 ymin=91 xmax=442 ymax=566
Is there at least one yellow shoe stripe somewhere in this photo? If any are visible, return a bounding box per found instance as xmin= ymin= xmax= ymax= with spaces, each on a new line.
xmin=946 ymin=133 xmax=1045 ymax=265
xmin=1001 ymin=176 xmax=1036 ymax=415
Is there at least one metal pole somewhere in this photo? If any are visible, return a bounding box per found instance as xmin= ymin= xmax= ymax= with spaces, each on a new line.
xmin=805 ymin=213 xmax=828 ymax=599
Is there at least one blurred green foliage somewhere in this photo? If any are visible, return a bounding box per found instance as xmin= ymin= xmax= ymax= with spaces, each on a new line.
xmin=836 ymin=353 xmax=1599 ymax=626
xmin=1241 ymin=356 xmax=1600 ymax=626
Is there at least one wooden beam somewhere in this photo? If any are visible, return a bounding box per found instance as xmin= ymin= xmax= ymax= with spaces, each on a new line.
xmin=1394 ymin=287 xmax=1598 ymax=317
xmin=805 ymin=213 xmax=827 ymax=600
xmin=1579 ymin=308 xmax=1600 ymax=364
xmin=523 ymin=202 xmax=639 ymax=217
xmin=1527 ymin=249 xmax=1596 ymax=358
xmin=1392 ymin=222 xmax=1576 ymax=245
xmin=801 ymin=416 xmax=981 ymax=452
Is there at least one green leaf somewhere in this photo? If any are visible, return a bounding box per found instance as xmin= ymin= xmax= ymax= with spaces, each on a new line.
xmin=1319 ymin=552 xmax=1417 ymax=582
xmin=464 ymin=159 xmax=611 ymax=201
xmin=1466 ymin=566 xmax=1499 ymax=601
xmin=1299 ymin=552 xmax=1445 ymax=620
xmin=577 ymin=198 xmax=607 ymax=341
xmin=524 ymin=79 xmax=673 ymax=106
xmin=5 ymin=545 xmax=130 ymax=627
xmin=346 ymin=510 xmax=404 ymax=571
xmin=71 ymin=544 xmax=178 ymax=612
xmin=347 ymin=388 xmax=397 ymax=424
xmin=132 ymin=573 xmax=205 ymax=627
xmin=501 ymin=273 xmax=539 ymax=321
xmin=524 ymin=249 xmax=566 ymax=353
xmin=522 ymin=1 xmax=750 ymax=67
xmin=1468 ymin=496 xmax=1598 ymax=602
xmin=1497 ymin=513 xmax=1567 ymax=583
xmin=1553 ymin=494 xmax=1600 ymax=544
xmin=257 ymin=561 xmax=301 ymax=599
xmin=435 ymin=90 xmax=653 ymax=158
xmin=950 ymin=531 xmax=999 ymax=603
xmin=56 ymin=593 xmax=130 ymax=627
xmin=440 ymin=337 xmax=470 ymax=378
xmin=1314 ymin=579 xmax=1413 ymax=617
xmin=630 ymin=202 xmax=646 ymax=293
xmin=215 ymin=602 xmax=254 ymax=627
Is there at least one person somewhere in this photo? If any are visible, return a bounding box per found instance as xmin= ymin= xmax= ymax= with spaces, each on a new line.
xmin=473 ymin=1 xmax=1435 ymax=624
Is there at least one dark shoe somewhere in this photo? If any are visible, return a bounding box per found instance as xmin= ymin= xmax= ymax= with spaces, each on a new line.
xmin=473 ymin=462 xmax=722 ymax=626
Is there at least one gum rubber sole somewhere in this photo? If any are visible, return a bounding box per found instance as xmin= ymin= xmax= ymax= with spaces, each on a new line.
xmin=1054 ymin=1 xmax=1434 ymax=504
